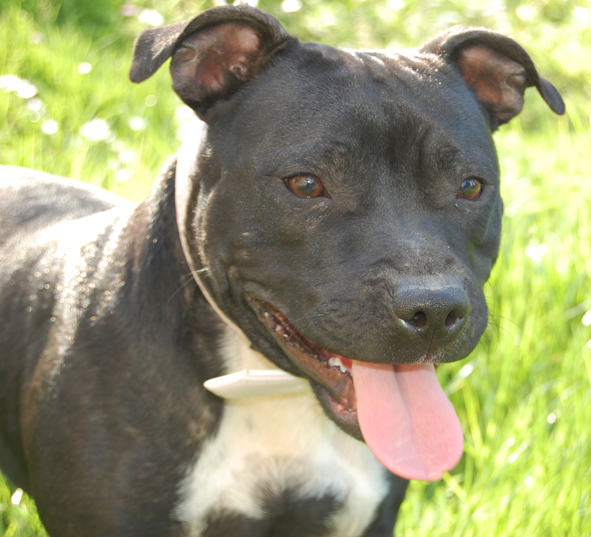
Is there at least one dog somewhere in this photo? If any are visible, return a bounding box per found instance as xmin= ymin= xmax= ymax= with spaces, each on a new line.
xmin=0 ymin=5 xmax=564 ymax=536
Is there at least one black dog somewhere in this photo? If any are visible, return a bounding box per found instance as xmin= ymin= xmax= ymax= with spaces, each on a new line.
xmin=0 ymin=5 xmax=563 ymax=536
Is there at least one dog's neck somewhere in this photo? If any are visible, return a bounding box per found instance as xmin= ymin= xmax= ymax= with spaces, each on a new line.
xmin=174 ymin=119 xmax=247 ymax=336
xmin=123 ymin=157 xmax=295 ymax=396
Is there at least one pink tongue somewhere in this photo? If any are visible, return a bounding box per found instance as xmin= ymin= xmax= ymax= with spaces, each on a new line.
xmin=352 ymin=361 xmax=464 ymax=481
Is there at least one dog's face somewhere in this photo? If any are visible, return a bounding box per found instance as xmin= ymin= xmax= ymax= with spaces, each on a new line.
xmin=189 ymin=44 xmax=500 ymax=419
xmin=131 ymin=5 xmax=563 ymax=480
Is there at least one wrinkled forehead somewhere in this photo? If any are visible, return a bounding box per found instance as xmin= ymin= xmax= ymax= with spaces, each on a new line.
xmin=213 ymin=42 xmax=496 ymax=172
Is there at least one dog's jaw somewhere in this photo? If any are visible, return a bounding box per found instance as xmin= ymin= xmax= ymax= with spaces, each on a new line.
xmin=248 ymin=298 xmax=361 ymax=436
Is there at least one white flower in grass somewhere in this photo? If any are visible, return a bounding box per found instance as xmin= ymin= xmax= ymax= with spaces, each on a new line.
xmin=525 ymin=243 xmax=547 ymax=263
xmin=386 ymin=0 xmax=405 ymax=10
xmin=41 ymin=119 xmax=59 ymax=135
xmin=582 ymin=310 xmax=591 ymax=327
xmin=0 ymin=75 xmax=37 ymax=99
xmin=78 ymin=62 xmax=92 ymax=74
xmin=115 ymin=169 xmax=133 ymax=183
xmin=81 ymin=118 xmax=111 ymax=142
xmin=27 ymin=98 xmax=43 ymax=111
xmin=118 ymin=148 xmax=136 ymax=165
xmin=281 ymin=0 xmax=302 ymax=12
xmin=138 ymin=9 xmax=164 ymax=27
xmin=516 ymin=5 xmax=537 ymax=21
xmin=129 ymin=117 xmax=145 ymax=131
xmin=574 ymin=7 xmax=591 ymax=25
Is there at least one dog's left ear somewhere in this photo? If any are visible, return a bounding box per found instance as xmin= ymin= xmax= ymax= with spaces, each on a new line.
xmin=421 ymin=26 xmax=565 ymax=128
xmin=129 ymin=5 xmax=290 ymax=117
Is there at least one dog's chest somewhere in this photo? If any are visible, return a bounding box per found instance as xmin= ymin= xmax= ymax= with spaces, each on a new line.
xmin=175 ymin=338 xmax=390 ymax=537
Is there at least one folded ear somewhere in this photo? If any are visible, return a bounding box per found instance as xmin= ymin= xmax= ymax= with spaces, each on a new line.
xmin=421 ymin=26 xmax=565 ymax=129
xmin=129 ymin=5 xmax=290 ymax=117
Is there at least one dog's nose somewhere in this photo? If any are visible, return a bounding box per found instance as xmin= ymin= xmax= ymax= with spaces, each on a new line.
xmin=392 ymin=282 xmax=469 ymax=343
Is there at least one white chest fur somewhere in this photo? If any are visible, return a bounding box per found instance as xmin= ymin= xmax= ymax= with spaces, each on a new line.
xmin=175 ymin=333 xmax=390 ymax=536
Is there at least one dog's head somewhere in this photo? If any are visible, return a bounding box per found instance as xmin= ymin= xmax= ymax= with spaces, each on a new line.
xmin=130 ymin=5 xmax=564 ymax=480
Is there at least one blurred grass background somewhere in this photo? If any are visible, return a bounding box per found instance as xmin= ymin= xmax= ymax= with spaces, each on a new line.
xmin=0 ymin=0 xmax=590 ymax=535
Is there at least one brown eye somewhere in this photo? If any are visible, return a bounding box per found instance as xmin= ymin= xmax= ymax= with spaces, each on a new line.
xmin=457 ymin=178 xmax=483 ymax=200
xmin=285 ymin=175 xmax=326 ymax=198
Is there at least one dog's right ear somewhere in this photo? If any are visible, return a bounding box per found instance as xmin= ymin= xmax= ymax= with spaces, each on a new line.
xmin=129 ymin=5 xmax=290 ymax=117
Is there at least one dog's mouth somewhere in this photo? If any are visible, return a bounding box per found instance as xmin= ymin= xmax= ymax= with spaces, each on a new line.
xmin=250 ymin=299 xmax=358 ymax=427
xmin=249 ymin=298 xmax=465 ymax=481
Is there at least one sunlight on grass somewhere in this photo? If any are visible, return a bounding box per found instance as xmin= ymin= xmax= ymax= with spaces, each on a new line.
xmin=1 ymin=0 xmax=590 ymax=535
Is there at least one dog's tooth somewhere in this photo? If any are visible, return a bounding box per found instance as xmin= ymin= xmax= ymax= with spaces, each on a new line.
xmin=328 ymin=356 xmax=350 ymax=374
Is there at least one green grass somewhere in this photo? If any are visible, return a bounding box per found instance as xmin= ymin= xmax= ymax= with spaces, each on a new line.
xmin=1 ymin=0 xmax=590 ymax=535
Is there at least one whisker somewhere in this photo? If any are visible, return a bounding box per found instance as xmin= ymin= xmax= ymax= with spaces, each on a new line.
xmin=167 ymin=272 xmax=197 ymax=303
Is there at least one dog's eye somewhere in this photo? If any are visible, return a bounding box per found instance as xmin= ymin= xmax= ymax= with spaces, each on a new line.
xmin=457 ymin=178 xmax=483 ymax=200
xmin=285 ymin=175 xmax=326 ymax=198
